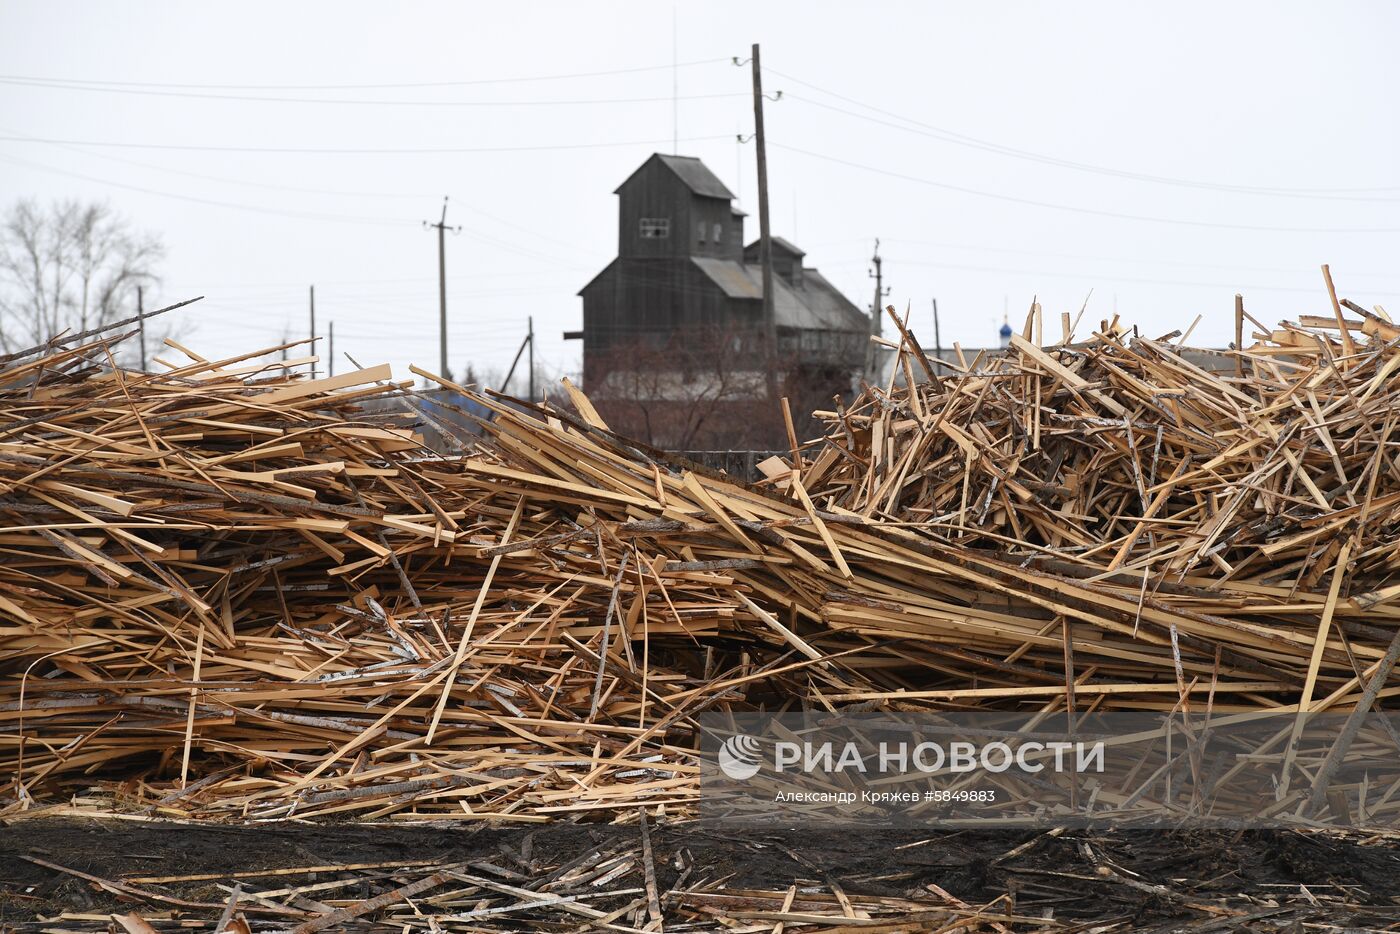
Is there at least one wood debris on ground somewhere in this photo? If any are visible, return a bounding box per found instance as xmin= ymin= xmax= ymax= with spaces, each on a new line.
xmin=3 ymin=275 xmax=1400 ymax=823
xmin=6 ymin=819 xmax=1400 ymax=932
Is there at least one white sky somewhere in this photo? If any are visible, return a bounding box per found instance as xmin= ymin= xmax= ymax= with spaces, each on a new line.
xmin=2 ymin=1 xmax=1397 ymax=387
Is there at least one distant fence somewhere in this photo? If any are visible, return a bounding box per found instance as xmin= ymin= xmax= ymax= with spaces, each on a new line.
xmin=674 ymin=449 xmax=784 ymax=483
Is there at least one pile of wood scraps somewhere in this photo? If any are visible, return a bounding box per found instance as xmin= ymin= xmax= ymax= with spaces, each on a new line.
xmin=0 ymin=335 xmax=750 ymax=820
xmin=787 ymin=277 xmax=1400 ymax=712
xmin=3 ymin=272 xmax=1400 ymax=821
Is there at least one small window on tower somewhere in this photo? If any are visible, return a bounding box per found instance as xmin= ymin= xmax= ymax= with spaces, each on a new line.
xmin=639 ymin=218 xmax=670 ymax=239
xmin=713 ymin=223 xmax=723 ymax=242
xmin=697 ymin=221 xmax=707 ymax=243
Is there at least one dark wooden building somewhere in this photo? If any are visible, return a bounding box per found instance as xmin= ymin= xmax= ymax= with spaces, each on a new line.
xmin=569 ymin=154 xmax=869 ymax=449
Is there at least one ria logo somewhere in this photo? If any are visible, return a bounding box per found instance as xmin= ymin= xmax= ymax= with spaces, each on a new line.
xmin=718 ymin=734 xmax=763 ymax=780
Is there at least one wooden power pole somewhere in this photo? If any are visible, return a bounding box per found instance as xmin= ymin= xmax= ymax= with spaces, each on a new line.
xmin=308 ymin=285 xmax=316 ymax=378
xmin=866 ymin=239 xmax=888 ymax=378
xmin=750 ymin=43 xmax=778 ymax=399
xmin=528 ymin=315 xmax=535 ymax=403
xmin=932 ymin=297 xmax=942 ymax=359
xmin=137 ymin=285 xmax=146 ymax=371
xmin=424 ymin=198 xmax=458 ymax=380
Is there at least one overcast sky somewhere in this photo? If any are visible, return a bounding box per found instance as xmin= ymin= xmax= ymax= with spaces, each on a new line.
xmin=2 ymin=1 xmax=1397 ymax=387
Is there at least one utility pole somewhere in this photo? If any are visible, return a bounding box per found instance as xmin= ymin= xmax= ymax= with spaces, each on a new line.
xmin=137 ymin=285 xmax=146 ymax=371
xmin=865 ymin=239 xmax=888 ymax=378
xmin=527 ymin=315 xmax=535 ymax=403
xmin=423 ymin=197 xmax=459 ymax=380
xmin=308 ymin=285 xmax=316 ymax=378
xmin=671 ymin=1 xmax=679 ymax=154
xmin=500 ymin=325 xmax=532 ymax=396
xmin=328 ymin=320 xmax=335 ymax=378
xmin=750 ymin=43 xmax=777 ymax=400
xmin=932 ymin=297 xmax=942 ymax=360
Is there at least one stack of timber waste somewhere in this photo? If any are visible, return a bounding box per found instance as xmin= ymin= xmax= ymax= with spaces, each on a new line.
xmin=3 ymin=273 xmax=1400 ymax=821
xmin=0 ymin=333 xmax=730 ymax=821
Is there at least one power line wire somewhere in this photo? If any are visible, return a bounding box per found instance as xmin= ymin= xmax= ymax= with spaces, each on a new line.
xmin=0 ymin=77 xmax=747 ymax=107
xmin=786 ymin=92 xmax=1400 ymax=204
xmin=0 ymin=124 xmax=440 ymax=200
xmin=0 ymin=133 xmax=734 ymax=155
xmin=885 ymin=257 xmax=1400 ymax=297
xmin=879 ymin=238 xmax=1400 ymax=282
xmin=771 ymin=142 xmax=1400 ymax=234
xmin=165 ymin=267 xmax=582 ymax=291
xmin=192 ymin=292 xmax=574 ymax=319
xmin=0 ymin=125 xmax=686 ymax=258
xmin=770 ymin=67 xmax=1400 ymax=199
xmin=0 ymin=152 xmax=412 ymax=226
xmin=1 ymin=149 xmax=613 ymax=257
xmin=0 ymin=58 xmax=730 ymax=91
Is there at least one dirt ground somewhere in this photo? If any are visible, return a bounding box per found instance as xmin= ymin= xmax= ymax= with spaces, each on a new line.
xmin=4 ymin=819 xmax=1400 ymax=930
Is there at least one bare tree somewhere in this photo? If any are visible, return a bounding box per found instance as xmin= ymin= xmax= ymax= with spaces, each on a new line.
xmin=0 ymin=199 xmax=165 ymax=365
